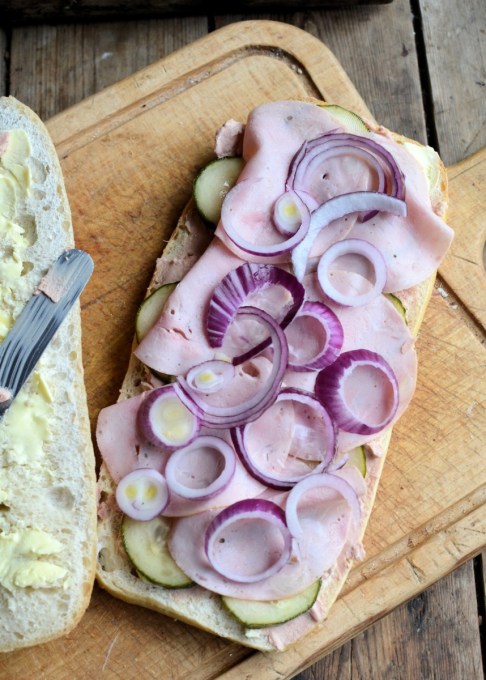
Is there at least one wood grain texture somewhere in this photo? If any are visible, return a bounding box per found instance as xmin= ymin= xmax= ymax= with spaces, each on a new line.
xmin=3 ymin=14 xmax=486 ymax=680
xmin=420 ymin=1 xmax=486 ymax=674
xmin=2 ymin=0 xmax=393 ymax=24
xmin=215 ymin=0 xmax=426 ymax=142
xmin=419 ymin=0 xmax=486 ymax=167
xmin=0 ymin=30 xmax=6 ymax=97
xmin=439 ymin=150 xmax=486 ymax=332
xmin=293 ymin=560 xmax=483 ymax=680
xmin=10 ymin=17 xmax=208 ymax=120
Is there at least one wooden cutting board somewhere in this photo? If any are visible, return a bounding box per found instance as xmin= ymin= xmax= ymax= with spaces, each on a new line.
xmin=4 ymin=20 xmax=486 ymax=680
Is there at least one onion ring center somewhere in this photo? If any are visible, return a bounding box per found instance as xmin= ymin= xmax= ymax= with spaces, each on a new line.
xmin=342 ymin=363 xmax=396 ymax=429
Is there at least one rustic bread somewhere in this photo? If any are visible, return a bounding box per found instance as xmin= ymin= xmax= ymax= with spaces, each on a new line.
xmin=95 ymin=101 xmax=449 ymax=651
xmin=0 ymin=97 xmax=97 ymax=652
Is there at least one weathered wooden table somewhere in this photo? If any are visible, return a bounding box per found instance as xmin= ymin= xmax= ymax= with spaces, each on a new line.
xmin=1 ymin=2 xmax=485 ymax=678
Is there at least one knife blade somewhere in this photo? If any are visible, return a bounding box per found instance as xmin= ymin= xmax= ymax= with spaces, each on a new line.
xmin=0 ymin=248 xmax=93 ymax=418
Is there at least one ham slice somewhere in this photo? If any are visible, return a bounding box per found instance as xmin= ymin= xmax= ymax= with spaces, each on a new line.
xmin=163 ymin=458 xmax=265 ymax=518
xmin=168 ymin=486 xmax=355 ymax=600
xmin=214 ymin=101 xmax=453 ymax=290
xmin=96 ymin=392 xmax=265 ymax=516
xmin=135 ymin=240 xmax=243 ymax=375
xmin=346 ymin=131 xmax=453 ymax=292
xmin=99 ymin=100 xmax=452 ymax=607
xmin=96 ymin=392 xmax=168 ymax=483
xmin=302 ymin=271 xmax=417 ymax=452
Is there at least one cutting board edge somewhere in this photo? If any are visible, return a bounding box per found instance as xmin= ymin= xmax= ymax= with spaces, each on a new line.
xmin=214 ymin=494 xmax=486 ymax=680
xmin=45 ymin=19 xmax=374 ymax=150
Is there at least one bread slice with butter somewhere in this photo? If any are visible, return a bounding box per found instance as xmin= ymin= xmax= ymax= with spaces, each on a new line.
xmin=0 ymin=97 xmax=97 ymax=652
xmin=95 ymin=100 xmax=451 ymax=651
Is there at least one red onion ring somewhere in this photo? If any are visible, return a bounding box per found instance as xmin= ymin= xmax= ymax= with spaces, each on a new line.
xmin=316 ymin=238 xmax=387 ymax=307
xmin=294 ymin=144 xmax=386 ymax=209
xmin=204 ymin=499 xmax=292 ymax=583
xmin=185 ymin=360 xmax=235 ymax=394
xmin=272 ymin=190 xmax=311 ymax=237
xmin=176 ymin=306 xmax=288 ymax=429
xmin=287 ymin=132 xmax=405 ymax=212
xmin=115 ymin=468 xmax=169 ymax=521
xmin=315 ymin=349 xmax=399 ymax=435
xmin=285 ymin=472 xmax=361 ymax=540
xmin=137 ymin=385 xmax=201 ymax=450
xmin=286 ymin=300 xmax=344 ymax=371
xmin=220 ymin=179 xmax=310 ymax=257
xmin=164 ymin=435 xmax=236 ymax=501
xmin=231 ymin=387 xmax=337 ymax=489
xmin=291 ymin=191 xmax=407 ymax=281
xmin=206 ymin=262 xmax=304 ymax=350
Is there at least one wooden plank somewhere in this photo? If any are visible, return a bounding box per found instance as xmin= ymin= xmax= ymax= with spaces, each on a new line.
xmin=9 ymin=17 xmax=208 ymax=120
xmin=3 ymin=18 xmax=486 ymax=677
xmin=418 ymin=0 xmax=486 ymax=675
xmin=215 ymin=0 xmax=427 ymax=142
xmin=418 ymin=0 xmax=486 ymax=167
xmin=439 ymin=150 xmax=486 ymax=332
xmin=419 ymin=0 xmax=486 ymax=654
xmin=2 ymin=1 xmax=393 ymax=25
xmin=292 ymin=560 xmax=483 ymax=680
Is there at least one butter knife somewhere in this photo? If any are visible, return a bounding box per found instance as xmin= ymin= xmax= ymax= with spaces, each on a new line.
xmin=0 ymin=249 xmax=93 ymax=418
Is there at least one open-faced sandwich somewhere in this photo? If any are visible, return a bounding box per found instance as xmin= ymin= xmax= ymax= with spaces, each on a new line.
xmin=0 ymin=97 xmax=97 ymax=652
xmin=95 ymin=99 xmax=453 ymax=651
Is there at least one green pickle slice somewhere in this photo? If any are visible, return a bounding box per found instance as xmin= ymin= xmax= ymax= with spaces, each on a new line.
xmin=193 ymin=156 xmax=245 ymax=225
xmin=222 ymin=580 xmax=321 ymax=628
xmin=122 ymin=515 xmax=193 ymax=588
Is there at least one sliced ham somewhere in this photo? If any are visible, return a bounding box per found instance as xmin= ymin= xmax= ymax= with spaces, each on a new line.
xmin=96 ymin=391 xmax=265 ymax=515
xmin=96 ymin=392 xmax=169 ymax=483
xmin=168 ymin=483 xmax=356 ymax=600
xmin=135 ymin=240 xmax=244 ymax=375
xmin=162 ymin=427 xmax=266 ymax=517
xmin=346 ymin=131 xmax=453 ymax=292
xmin=214 ymin=101 xmax=453 ymax=290
xmin=214 ymin=119 xmax=244 ymax=158
xmin=163 ymin=458 xmax=265 ymax=518
xmin=304 ymin=271 xmax=417 ymax=452
xmin=99 ymin=100 xmax=452 ymax=610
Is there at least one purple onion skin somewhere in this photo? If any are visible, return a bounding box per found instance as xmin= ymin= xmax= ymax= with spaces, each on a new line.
xmin=206 ymin=262 xmax=305 ymax=353
xmin=204 ymin=498 xmax=292 ymax=583
xmin=137 ymin=385 xmax=200 ymax=450
xmin=231 ymin=387 xmax=337 ymax=490
xmin=164 ymin=435 xmax=236 ymax=501
xmin=204 ymin=498 xmax=288 ymax=556
xmin=177 ymin=306 xmax=288 ymax=430
xmin=231 ymin=427 xmax=291 ymax=490
xmin=286 ymin=131 xmax=405 ymax=207
xmin=287 ymin=301 xmax=344 ymax=372
xmin=314 ymin=349 xmax=399 ymax=435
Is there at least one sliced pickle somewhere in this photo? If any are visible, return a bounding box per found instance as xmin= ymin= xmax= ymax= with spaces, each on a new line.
xmin=402 ymin=141 xmax=442 ymax=198
xmin=386 ymin=293 xmax=407 ymax=323
xmin=222 ymin=580 xmax=321 ymax=628
xmin=135 ymin=282 xmax=177 ymax=343
xmin=320 ymin=104 xmax=370 ymax=134
xmin=346 ymin=445 xmax=367 ymax=477
xmin=122 ymin=514 xmax=193 ymax=588
xmin=193 ymin=156 xmax=245 ymax=225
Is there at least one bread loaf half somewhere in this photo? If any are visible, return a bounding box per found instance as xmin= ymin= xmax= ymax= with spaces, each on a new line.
xmin=0 ymin=97 xmax=97 ymax=652
xmin=95 ymin=100 xmax=452 ymax=651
